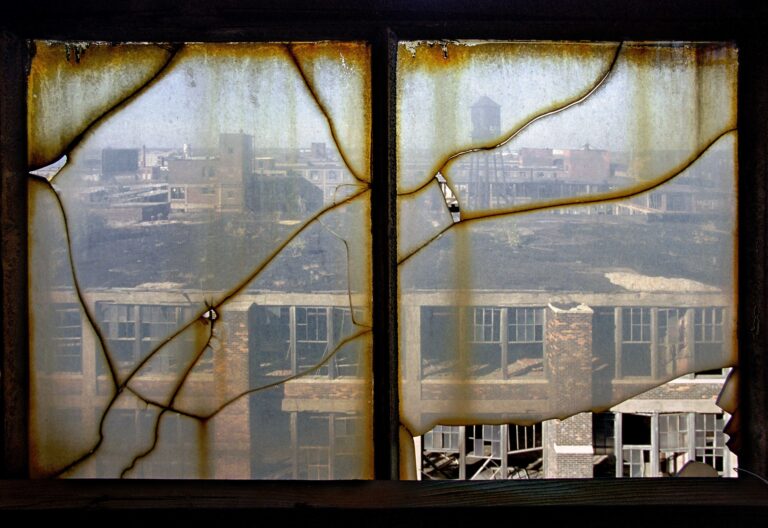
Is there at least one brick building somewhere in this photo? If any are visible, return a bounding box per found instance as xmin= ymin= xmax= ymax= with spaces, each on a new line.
xmin=32 ymin=283 xmax=735 ymax=480
xmin=166 ymin=132 xmax=254 ymax=212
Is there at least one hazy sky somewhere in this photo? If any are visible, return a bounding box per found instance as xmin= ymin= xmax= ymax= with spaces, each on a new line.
xmin=72 ymin=41 xmax=736 ymax=171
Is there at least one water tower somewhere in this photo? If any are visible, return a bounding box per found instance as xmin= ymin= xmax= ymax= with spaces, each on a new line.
xmin=471 ymin=96 xmax=501 ymax=141
xmin=467 ymin=96 xmax=508 ymax=209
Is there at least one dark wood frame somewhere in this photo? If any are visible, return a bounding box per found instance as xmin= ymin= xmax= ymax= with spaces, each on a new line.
xmin=2 ymin=1 xmax=768 ymax=521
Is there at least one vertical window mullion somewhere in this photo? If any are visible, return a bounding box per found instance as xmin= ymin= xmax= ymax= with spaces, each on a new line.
xmin=737 ymin=37 xmax=768 ymax=480
xmin=370 ymin=28 xmax=399 ymax=479
xmin=0 ymin=32 xmax=29 ymax=479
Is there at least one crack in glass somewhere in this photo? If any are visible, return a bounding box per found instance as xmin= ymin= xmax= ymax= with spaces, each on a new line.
xmin=28 ymin=38 xmax=738 ymax=480
xmin=397 ymin=41 xmax=738 ymax=477
xmin=29 ymin=41 xmax=373 ymax=479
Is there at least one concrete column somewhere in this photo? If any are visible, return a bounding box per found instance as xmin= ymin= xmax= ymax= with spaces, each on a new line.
xmin=499 ymin=308 xmax=508 ymax=380
xmin=615 ymin=412 xmax=623 ymax=478
xmin=650 ymin=309 xmax=659 ymax=379
xmin=290 ymin=411 xmax=299 ymax=479
xmin=328 ymin=414 xmax=335 ymax=480
xmin=211 ymin=307 xmax=251 ymax=478
xmin=651 ymin=412 xmax=660 ymax=477
xmin=687 ymin=412 xmax=696 ymax=464
xmin=458 ymin=425 xmax=467 ymax=480
xmin=289 ymin=306 xmax=297 ymax=374
xmin=614 ymin=307 xmax=623 ymax=379
xmin=326 ymin=306 xmax=334 ymax=380
xmin=500 ymin=424 xmax=509 ymax=478
xmin=684 ymin=308 xmax=695 ymax=373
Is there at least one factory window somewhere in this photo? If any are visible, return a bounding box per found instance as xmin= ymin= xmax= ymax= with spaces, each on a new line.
xmin=506 ymin=307 xmax=544 ymax=378
xmin=695 ymin=413 xmax=727 ymax=473
xmin=620 ymin=308 xmax=652 ymax=377
xmin=694 ymin=307 xmax=725 ymax=365
xmin=22 ymin=38 xmax=739 ymax=481
xmin=296 ymin=306 xmax=330 ymax=373
xmin=4 ymin=9 xmax=763 ymax=522
xmin=294 ymin=413 xmax=365 ymax=480
xmin=252 ymin=305 xmax=363 ymax=381
xmin=97 ymin=303 xmax=192 ymax=376
xmin=659 ymin=413 xmax=689 ymax=452
xmin=98 ymin=303 xmax=138 ymax=373
xmin=50 ymin=304 xmax=83 ymax=373
xmin=471 ymin=307 xmax=501 ymax=343
xmin=657 ymin=308 xmax=687 ymax=367
xmin=423 ymin=425 xmax=461 ymax=452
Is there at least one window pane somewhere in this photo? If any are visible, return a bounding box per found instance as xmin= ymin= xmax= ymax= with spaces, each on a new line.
xmin=29 ymin=42 xmax=372 ymax=479
xmin=398 ymin=41 xmax=737 ymax=478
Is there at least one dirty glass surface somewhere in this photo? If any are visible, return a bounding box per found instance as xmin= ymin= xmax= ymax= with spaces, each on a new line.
xmin=29 ymin=42 xmax=372 ymax=478
xmin=397 ymin=41 xmax=737 ymax=478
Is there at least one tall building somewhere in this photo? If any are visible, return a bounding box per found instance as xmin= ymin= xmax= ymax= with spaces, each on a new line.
xmin=166 ymin=132 xmax=254 ymax=212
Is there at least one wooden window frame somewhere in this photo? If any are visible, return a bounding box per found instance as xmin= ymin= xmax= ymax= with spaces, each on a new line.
xmin=2 ymin=1 xmax=768 ymax=521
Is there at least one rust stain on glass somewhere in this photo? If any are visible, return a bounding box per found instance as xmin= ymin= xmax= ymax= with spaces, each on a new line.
xmin=27 ymin=41 xmax=176 ymax=170
xmin=28 ymin=42 xmax=372 ymax=479
xmin=397 ymin=41 xmax=738 ymax=480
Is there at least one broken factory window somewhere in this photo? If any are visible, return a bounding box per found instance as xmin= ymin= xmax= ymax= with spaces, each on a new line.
xmin=398 ymin=41 xmax=738 ymax=479
xmin=28 ymin=41 xmax=373 ymax=479
xmin=26 ymin=38 xmax=738 ymax=482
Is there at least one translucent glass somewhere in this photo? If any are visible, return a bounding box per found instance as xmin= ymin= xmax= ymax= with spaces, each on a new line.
xmin=398 ymin=41 xmax=737 ymax=475
xmin=28 ymin=42 xmax=174 ymax=169
xmin=29 ymin=42 xmax=372 ymax=478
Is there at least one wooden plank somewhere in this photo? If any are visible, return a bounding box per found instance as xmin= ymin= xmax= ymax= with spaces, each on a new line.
xmin=371 ymin=28 xmax=399 ymax=479
xmin=1 ymin=478 xmax=767 ymax=510
xmin=737 ymin=35 xmax=768 ymax=480
xmin=0 ymin=31 xmax=29 ymax=479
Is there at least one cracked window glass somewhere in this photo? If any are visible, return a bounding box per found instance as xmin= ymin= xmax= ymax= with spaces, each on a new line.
xmin=398 ymin=41 xmax=738 ymax=479
xmin=29 ymin=41 xmax=372 ymax=479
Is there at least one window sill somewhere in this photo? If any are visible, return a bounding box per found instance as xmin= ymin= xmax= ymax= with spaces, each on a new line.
xmin=1 ymin=478 xmax=767 ymax=520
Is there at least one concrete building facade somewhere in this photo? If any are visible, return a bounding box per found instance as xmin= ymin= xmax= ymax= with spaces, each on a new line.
xmin=33 ymin=285 xmax=735 ymax=480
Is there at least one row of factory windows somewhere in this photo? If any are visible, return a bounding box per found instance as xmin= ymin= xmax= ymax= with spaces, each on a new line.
xmin=419 ymin=305 xmax=727 ymax=380
xmin=46 ymin=302 xmax=727 ymax=381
